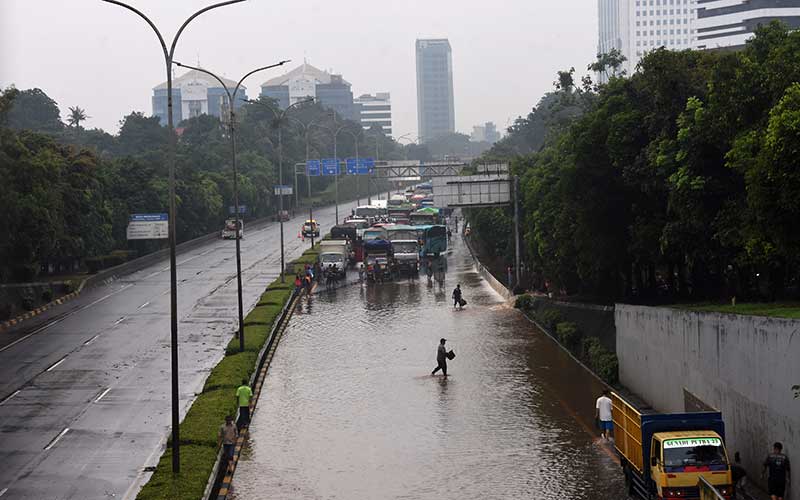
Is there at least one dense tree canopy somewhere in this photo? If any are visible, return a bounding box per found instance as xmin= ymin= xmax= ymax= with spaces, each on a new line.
xmin=0 ymin=86 xmax=404 ymax=282
xmin=467 ymin=22 xmax=800 ymax=303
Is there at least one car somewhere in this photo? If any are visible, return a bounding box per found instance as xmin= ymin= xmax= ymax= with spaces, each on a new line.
xmin=302 ymin=219 xmax=320 ymax=237
xmin=221 ymin=218 xmax=243 ymax=239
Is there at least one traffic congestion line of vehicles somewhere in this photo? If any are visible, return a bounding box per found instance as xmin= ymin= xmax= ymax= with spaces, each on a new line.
xmin=303 ymin=186 xmax=453 ymax=283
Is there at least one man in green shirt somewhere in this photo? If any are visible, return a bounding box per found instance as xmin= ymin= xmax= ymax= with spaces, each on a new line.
xmin=235 ymin=379 xmax=253 ymax=429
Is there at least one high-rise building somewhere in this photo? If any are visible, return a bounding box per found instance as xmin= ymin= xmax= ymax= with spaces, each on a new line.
xmin=152 ymin=69 xmax=247 ymax=125
xmin=693 ymin=0 xmax=800 ymax=50
xmin=415 ymin=38 xmax=455 ymax=143
xmin=471 ymin=122 xmax=501 ymax=144
xmin=598 ymin=0 xmax=632 ymax=79
xmin=260 ymin=62 xmax=358 ymax=122
xmin=597 ymin=0 xmax=699 ymax=78
xmin=355 ymin=93 xmax=392 ymax=136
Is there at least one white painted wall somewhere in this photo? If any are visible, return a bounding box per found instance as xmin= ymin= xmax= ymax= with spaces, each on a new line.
xmin=616 ymin=304 xmax=800 ymax=500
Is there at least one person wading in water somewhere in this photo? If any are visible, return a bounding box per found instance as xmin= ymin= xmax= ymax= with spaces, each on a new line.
xmin=431 ymin=338 xmax=448 ymax=377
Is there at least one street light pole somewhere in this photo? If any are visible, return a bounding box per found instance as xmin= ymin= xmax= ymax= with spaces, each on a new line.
xmin=244 ymin=98 xmax=313 ymax=280
xmin=173 ymin=60 xmax=289 ymax=349
xmin=100 ymin=0 xmax=246 ymax=474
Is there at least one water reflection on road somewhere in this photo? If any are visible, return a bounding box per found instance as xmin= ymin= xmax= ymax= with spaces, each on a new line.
xmin=231 ymin=236 xmax=626 ymax=499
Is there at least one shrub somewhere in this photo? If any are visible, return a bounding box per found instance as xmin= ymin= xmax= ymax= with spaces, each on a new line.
xmin=556 ymin=321 xmax=580 ymax=351
xmin=514 ymin=294 xmax=533 ymax=310
xmin=536 ymin=309 xmax=562 ymax=331
xmin=85 ymin=257 xmax=104 ymax=274
xmin=41 ymin=288 xmax=54 ymax=302
xmin=21 ymin=295 xmax=35 ymax=311
xmin=581 ymin=336 xmax=619 ymax=385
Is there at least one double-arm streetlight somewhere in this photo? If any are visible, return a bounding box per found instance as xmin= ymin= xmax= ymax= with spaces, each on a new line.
xmin=101 ymin=0 xmax=246 ymax=474
xmin=244 ymin=98 xmax=314 ymax=278
xmin=337 ymin=128 xmax=362 ymax=206
xmin=173 ymin=60 xmax=289 ymax=351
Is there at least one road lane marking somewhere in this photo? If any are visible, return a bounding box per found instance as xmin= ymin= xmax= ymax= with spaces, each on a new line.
xmin=94 ymin=388 xmax=111 ymax=403
xmin=43 ymin=427 xmax=69 ymax=450
xmin=83 ymin=335 xmax=99 ymax=346
xmin=0 ymin=390 xmax=20 ymax=406
xmin=45 ymin=357 xmax=67 ymax=372
xmin=0 ymin=284 xmax=133 ymax=354
xmin=0 ymin=487 xmax=7 ymax=497
xmin=114 ymin=316 xmax=126 ymax=325
xmin=138 ymin=301 xmax=150 ymax=309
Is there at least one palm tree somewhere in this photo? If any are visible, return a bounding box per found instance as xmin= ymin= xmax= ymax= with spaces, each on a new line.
xmin=67 ymin=106 xmax=88 ymax=129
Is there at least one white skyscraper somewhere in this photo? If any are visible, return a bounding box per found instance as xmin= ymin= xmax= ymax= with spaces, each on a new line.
xmin=598 ymin=0 xmax=699 ymax=79
xmin=693 ymin=0 xmax=800 ymax=50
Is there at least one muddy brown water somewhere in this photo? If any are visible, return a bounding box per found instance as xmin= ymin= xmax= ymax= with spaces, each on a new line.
xmin=230 ymin=236 xmax=628 ymax=499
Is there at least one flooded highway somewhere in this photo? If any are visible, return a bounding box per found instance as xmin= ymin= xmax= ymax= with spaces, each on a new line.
xmin=231 ymin=235 xmax=627 ymax=499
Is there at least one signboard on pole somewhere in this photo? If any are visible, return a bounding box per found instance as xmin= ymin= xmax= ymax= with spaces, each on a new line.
xmin=273 ymin=185 xmax=293 ymax=195
xmin=127 ymin=213 xmax=169 ymax=240
xmin=431 ymin=175 xmax=511 ymax=207
xmin=346 ymin=158 xmax=374 ymax=175
xmin=228 ymin=205 xmax=247 ymax=215
xmin=322 ymin=158 xmax=340 ymax=176
xmin=306 ymin=159 xmax=321 ymax=176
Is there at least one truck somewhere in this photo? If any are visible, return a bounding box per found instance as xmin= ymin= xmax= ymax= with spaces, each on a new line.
xmin=221 ymin=218 xmax=243 ymax=239
xmin=390 ymin=240 xmax=420 ymax=274
xmin=318 ymin=240 xmax=349 ymax=278
xmin=363 ymin=239 xmax=393 ymax=282
xmin=612 ymin=391 xmax=734 ymax=500
xmin=302 ymin=219 xmax=320 ymax=237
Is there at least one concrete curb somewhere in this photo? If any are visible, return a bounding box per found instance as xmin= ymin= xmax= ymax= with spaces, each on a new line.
xmin=0 ymin=280 xmax=87 ymax=332
xmin=462 ymin=233 xmax=514 ymax=301
xmin=209 ymin=288 xmax=301 ymax=500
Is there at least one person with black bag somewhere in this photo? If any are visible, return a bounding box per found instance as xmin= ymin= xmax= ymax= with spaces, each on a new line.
xmin=431 ymin=338 xmax=450 ymax=377
xmin=452 ymin=284 xmax=465 ymax=309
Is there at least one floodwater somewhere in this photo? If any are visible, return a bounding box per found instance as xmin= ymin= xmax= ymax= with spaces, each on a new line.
xmin=231 ymin=235 xmax=627 ymax=500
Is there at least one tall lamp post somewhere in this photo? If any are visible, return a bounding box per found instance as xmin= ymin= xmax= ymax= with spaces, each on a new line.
xmin=312 ymin=115 xmax=350 ymax=224
xmin=338 ymin=129 xmax=362 ymax=206
xmin=244 ymin=98 xmax=314 ymax=278
xmin=100 ymin=0 xmax=246 ymax=474
xmin=173 ymin=60 xmax=289 ymax=350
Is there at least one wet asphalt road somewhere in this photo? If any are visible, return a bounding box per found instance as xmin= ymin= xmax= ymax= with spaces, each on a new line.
xmin=0 ymin=200 xmax=360 ymax=500
xmin=231 ymin=234 xmax=627 ymax=500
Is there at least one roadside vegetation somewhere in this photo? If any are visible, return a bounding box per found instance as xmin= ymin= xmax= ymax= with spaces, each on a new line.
xmin=676 ymin=302 xmax=800 ymax=319
xmin=467 ymin=22 xmax=800 ymax=306
xmin=135 ymin=245 xmax=316 ymax=500
xmin=0 ymin=86 xmax=404 ymax=286
xmin=514 ymin=295 xmax=618 ymax=384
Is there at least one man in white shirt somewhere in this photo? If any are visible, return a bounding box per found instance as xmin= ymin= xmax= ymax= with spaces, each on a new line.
xmin=595 ymin=389 xmax=614 ymax=441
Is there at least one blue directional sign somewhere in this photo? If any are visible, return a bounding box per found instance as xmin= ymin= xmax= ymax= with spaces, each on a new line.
xmin=130 ymin=213 xmax=168 ymax=222
xmin=345 ymin=158 xmax=374 ymax=175
xmin=306 ymin=159 xmax=321 ymax=176
xmin=228 ymin=205 xmax=247 ymax=214
xmin=322 ymin=158 xmax=340 ymax=176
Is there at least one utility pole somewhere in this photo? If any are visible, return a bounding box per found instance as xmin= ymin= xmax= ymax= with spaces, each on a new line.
xmin=513 ymin=175 xmax=521 ymax=290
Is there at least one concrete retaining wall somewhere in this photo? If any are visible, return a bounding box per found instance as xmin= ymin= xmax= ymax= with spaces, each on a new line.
xmin=616 ymin=304 xmax=800 ymax=500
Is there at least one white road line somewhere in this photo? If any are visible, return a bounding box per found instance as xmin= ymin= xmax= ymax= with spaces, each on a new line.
xmin=114 ymin=316 xmax=126 ymax=325
xmin=45 ymin=357 xmax=67 ymax=372
xmin=83 ymin=334 xmax=99 ymax=346
xmin=0 ymin=390 xmax=20 ymax=406
xmin=0 ymin=487 xmax=8 ymax=497
xmin=144 ymin=270 xmax=161 ymax=279
xmin=43 ymin=428 xmax=69 ymax=450
xmin=0 ymin=284 xmax=133 ymax=354
xmin=94 ymin=387 xmax=111 ymax=403
xmin=137 ymin=301 xmax=150 ymax=309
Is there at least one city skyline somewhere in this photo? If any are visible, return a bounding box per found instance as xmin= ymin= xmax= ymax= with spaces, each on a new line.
xmin=0 ymin=0 xmax=596 ymax=139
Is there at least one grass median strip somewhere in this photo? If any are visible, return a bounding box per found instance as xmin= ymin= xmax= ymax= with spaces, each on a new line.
xmin=136 ymin=244 xmax=320 ymax=500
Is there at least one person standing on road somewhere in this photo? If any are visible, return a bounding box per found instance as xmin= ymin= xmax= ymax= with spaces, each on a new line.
xmin=595 ymin=389 xmax=614 ymax=441
xmin=452 ymin=284 xmax=462 ymax=309
xmin=235 ymin=379 xmax=253 ymax=429
xmin=218 ymin=415 xmax=238 ymax=465
xmin=763 ymin=442 xmax=791 ymax=500
xmin=431 ymin=338 xmax=448 ymax=377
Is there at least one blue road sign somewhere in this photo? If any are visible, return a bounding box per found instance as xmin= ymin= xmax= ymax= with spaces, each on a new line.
xmin=345 ymin=158 xmax=374 ymax=175
xmin=228 ymin=205 xmax=247 ymax=214
xmin=306 ymin=160 xmax=321 ymax=176
xmin=322 ymin=158 xmax=340 ymax=176
xmin=130 ymin=213 xmax=168 ymax=221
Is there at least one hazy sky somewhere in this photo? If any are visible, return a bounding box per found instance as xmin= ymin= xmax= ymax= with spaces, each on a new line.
xmin=1 ymin=0 xmax=596 ymax=139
